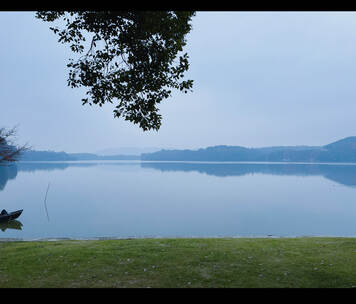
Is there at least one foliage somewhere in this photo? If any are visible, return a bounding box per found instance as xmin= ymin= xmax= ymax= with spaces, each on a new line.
xmin=35 ymin=11 xmax=195 ymax=131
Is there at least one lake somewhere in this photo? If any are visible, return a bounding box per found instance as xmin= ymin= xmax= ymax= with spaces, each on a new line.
xmin=1 ymin=161 xmax=356 ymax=240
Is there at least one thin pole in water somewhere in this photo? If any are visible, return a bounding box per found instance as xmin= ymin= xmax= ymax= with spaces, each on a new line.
xmin=44 ymin=182 xmax=50 ymax=222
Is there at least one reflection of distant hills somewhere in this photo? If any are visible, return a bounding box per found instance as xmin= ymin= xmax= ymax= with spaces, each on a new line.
xmin=141 ymin=162 xmax=356 ymax=187
xmin=0 ymin=162 xmax=99 ymax=191
xmin=15 ymin=161 xmax=140 ymax=172
xmin=0 ymin=161 xmax=141 ymax=191
xmin=16 ymin=161 xmax=98 ymax=172
xmin=2 ymin=161 xmax=356 ymax=191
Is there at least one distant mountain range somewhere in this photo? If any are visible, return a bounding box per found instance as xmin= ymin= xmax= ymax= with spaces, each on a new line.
xmin=16 ymin=137 xmax=356 ymax=163
xmin=18 ymin=147 xmax=161 ymax=161
xmin=19 ymin=151 xmax=140 ymax=161
xmin=95 ymin=147 xmax=161 ymax=156
xmin=141 ymin=137 xmax=356 ymax=163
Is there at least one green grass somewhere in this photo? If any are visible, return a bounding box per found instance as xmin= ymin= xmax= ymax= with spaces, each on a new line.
xmin=1 ymin=237 xmax=356 ymax=288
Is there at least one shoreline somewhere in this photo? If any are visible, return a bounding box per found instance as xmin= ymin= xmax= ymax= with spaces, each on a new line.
xmin=17 ymin=160 xmax=356 ymax=165
xmin=1 ymin=235 xmax=356 ymax=242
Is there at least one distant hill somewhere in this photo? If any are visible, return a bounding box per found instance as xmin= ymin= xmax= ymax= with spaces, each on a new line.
xmin=19 ymin=150 xmax=140 ymax=161
xmin=68 ymin=153 xmax=140 ymax=161
xmin=141 ymin=137 xmax=356 ymax=163
xmin=19 ymin=150 xmax=76 ymax=161
xmin=324 ymin=136 xmax=356 ymax=151
xmin=17 ymin=137 xmax=356 ymax=163
xmin=95 ymin=147 xmax=161 ymax=156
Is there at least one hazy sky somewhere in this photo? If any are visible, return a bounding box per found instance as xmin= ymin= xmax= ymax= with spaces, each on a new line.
xmin=2 ymin=11 xmax=356 ymax=153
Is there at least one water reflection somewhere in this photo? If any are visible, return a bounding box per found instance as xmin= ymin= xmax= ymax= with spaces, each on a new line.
xmin=1 ymin=161 xmax=356 ymax=192
xmin=141 ymin=162 xmax=356 ymax=187
xmin=0 ymin=165 xmax=18 ymax=191
xmin=0 ymin=220 xmax=22 ymax=232
xmin=17 ymin=161 xmax=98 ymax=172
xmin=2 ymin=160 xmax=356 ymax=239
xmin=0 ymin=161 xmax=140 ymax=191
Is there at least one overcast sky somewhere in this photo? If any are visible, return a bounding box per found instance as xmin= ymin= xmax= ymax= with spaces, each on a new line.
xmin=1 ymin=11 xmax=356 ymax=153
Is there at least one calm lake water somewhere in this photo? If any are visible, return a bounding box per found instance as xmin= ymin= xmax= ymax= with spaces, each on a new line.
xmin=1 ymin=161 xmax=356 ymax=240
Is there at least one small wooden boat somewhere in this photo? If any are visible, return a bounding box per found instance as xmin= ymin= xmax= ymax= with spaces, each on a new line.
xmin=0 ymin=209 xmax=23 ymax=223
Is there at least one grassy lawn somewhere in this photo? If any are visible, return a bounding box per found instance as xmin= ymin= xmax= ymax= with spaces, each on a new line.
xmin=1 ymin=237 xmax=356 ymax=288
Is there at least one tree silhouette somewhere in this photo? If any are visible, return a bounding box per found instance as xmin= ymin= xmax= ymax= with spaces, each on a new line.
xmin=36 ymin=11 xmax=195 ymax=131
